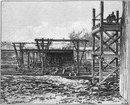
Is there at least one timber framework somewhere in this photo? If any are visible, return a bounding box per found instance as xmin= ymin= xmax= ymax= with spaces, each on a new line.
xmin=91 ymin=1 xmax=121 ymax=84
xmin=12 ymin=39 xmax=89 ymax=77
xmin=6 ymin=1 xmax=122 ymax=82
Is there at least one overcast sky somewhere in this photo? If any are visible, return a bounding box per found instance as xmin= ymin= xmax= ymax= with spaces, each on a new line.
xmin=2 ymin=1 xmax=122 ymax=42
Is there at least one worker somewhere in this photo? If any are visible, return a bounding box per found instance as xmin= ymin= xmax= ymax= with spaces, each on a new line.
xmin=110 ymin=12 xmax=116 ymax=23
xmin=106 ymin=12 xmax=116 ymax=24
xmin=106 ymin=15 xmax=111 ymax=23
xmin=111 ymin=12 xmax=116 ymax=20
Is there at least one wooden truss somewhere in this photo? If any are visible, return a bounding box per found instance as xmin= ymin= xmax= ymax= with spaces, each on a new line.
xmin=91 ymin=1 xmax=121 ymax=84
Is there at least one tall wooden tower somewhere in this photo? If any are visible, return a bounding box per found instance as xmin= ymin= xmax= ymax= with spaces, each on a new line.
xmin=91 ymin=1 xmax=121 ymax=84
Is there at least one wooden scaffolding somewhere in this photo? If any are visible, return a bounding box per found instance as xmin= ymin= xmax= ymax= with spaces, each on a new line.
xmin=12 ymin=42 xmax=40 ymax=72
xmin=91 ymin=1 xmax=121 ymax=84
xmin=12 ymin=39 xmax=89 ymax=75
xmin=35 ymin=38 xmax=89 ymax=75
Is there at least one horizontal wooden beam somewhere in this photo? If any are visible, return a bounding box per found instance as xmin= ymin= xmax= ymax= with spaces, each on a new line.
xmin=92 ymin=52 xmax=101 ymax=56
xmin=35 ymin=38 xmax=89 ymax=42
xmin=103 ymin=25 xmax=121 ymax=31
xmin=101 ymin=54 xmax=119 ymax=58
xmin=91 ymin=27 xmax=100 ymax=35
xmin=12 ymin=42 xmax=36 ymax=44
xmin=1 ymin=49 xmax=92 ymax=52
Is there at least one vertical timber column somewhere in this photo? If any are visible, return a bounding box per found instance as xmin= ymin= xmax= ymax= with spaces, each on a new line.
xmin=21 ymin=44 xmax=24 ymax=64
xmin=99 ymin=1 xmax=104 ymax=82
xmin=35 ymin=39 xmax=41 ymax=62
xmin=92 ymin=8 xmax=96 ymax=83
xmin=13 ymin=43 xmax=20 ymax=67
xmin=27 ymin=51 xmax=30 ymax=66
xmin=19 ymin=43 xmax=24 ymax=68
xmin=42 ymin=39 xmax=45 ymax=74
xmin=77 ymin=41 xmax=79 ymax=73
xmin=19 ymin=43 xmax=22 ymax=65
xmin=115 ymin=11 xmax=119 ymax=79
xmin=36 ymin=52 xmax=38 ymax=62
xmin=28 ymin=51 xmax=30 ymax=69
xmin=33 ymin=52 xmax=35 ymax=63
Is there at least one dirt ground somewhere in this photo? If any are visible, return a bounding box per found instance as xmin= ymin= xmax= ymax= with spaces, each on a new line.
xmin=1 ymin=74 xmax=126 ymax=105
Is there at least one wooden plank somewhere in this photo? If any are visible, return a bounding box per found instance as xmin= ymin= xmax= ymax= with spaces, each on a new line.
xmin=103 ymin=36 xmax=120 ymax=53
xmin=95 ymin=13 xmax=101 ymax=19
xmin=12 ymin=42 xmax=36 ymax=44
xmin=98 ymin=65 xmax=120 ymax=85
xmin=103 ymin=58 xmax=116 ymax=70
xmin=102 ymin=59 xmax=115 ymax=71
xmin=91 ymin=27 xmax=100 ymax=35
xmin=95 ymin=46 xmax=100 ymax=52
xmin=103 ymin=25 xmax=121 ymax=31
xmin=101 ymin=54 xmax=119 ymax=58
xmin=79 ymin=42 xmax=87 ymax=64
xmin=35 ymin=38 xmax=89 ymax=42
xmin=104 ymin=31 xmax=120 ymax=46
xmin=13 ymin=43 xmax=20 ymax=67
xmin=94 ymin=33 xmax=116 ymax=54
xmin=104 ymin=33 xmax=117 ymax=45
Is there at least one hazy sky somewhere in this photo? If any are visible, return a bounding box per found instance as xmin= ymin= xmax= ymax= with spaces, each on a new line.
xmin=2 ymin=1 xmax=122 ymax=42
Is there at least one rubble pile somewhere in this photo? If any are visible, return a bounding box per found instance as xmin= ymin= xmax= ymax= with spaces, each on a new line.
xmin=1 ymin=75 xmax=122 ymax=104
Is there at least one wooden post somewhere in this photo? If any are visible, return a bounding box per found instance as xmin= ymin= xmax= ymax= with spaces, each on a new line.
xmin=21 ymin=44 xmax=24 ymax=64
xmin=92 ymin=8 xmax=96 ymax=83
xmin=35 ymin=39 xmax=42 ymax=63
xmin=19 ymin=43 xmax=22 ymax=65
xmin=36 ymin=52 xmax=38 ymax=62
xmin=27 ymin=51 xmax=30 ymax=65
xmin=115 ymin=11 xmax=119 ymax=79
xmin=72 ymin=50 xmax=74 ymax=64
xmin=42 ymin=39 xmax=45 ymax=74
xmin=33 ymin=52 xmax=35 ymax=63
xmin=80 ymin=42 xmax=87 ymax=64
xmin=93 ymin=8 xmax=96 ymax=27
xmin=13 ymin=43 xmax=20 ymax=67
xmin=77 ymin=41 xmax=79 ymax=74
xmin=19 ymin=43 xmax=24 ymax=69
xmin=27 ymin=51 xmax=30 ymax=70
xmin=99 ymin=1 xmax=104 ymax=82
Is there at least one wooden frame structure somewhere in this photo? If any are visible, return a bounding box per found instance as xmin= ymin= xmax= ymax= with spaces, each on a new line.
xmin=91 ymin=1 xmax=121 ymax=84
xmin=12 ymin=42 xmax=40 ymax=72
xmin=35 ymin=38 xmax=89 ymax=74
xmin=12 ymin=39 xmax=89 ymax=75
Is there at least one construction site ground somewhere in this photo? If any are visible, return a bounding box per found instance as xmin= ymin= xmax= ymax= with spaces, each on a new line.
xmin=1 ymin=71 xmax=127 ymax=105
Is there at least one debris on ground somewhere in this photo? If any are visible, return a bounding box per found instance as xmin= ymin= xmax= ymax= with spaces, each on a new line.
xmin=1 ymin=75 xmax=123 ymax=104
